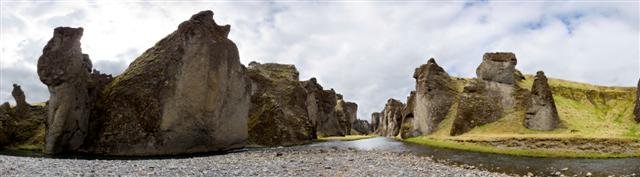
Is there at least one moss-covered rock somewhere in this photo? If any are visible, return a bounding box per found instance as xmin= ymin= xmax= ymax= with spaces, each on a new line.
xmin=247 ymin=62 xmax=312 ymax=146
xmin=635 ymin=78 xmax=639 ymax=123
xmin=0 ymin=86 xmax=46 ymax=151
xmin=375 ymin=99 xmax=404 ymax=137
xmin=302 ymin=79 xmax=346 ymax=137
xmin=524 ymin=71 xmax=560 ymax=130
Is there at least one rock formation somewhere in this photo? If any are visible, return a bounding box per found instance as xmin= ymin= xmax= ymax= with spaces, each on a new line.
xmin=246 ymin=62 xmax=312 ymax=146
xmin=37 ymin=27 xmax=92 ymax=154
xmin=370 ymin=112 xmax=381 ymax=133
xmin=335 ymin=95 xmax=358 ymax=135
xmin=0 ymin=86 xmax=47 ymax=150
xmin=375 ymin=99 xmax=404 ymax=137
xmin=524 ymin=71 xmax=560 ymax=130
xmin=11 ymin=84 xmax=29 ymax=117
xmin=85 ymin=10 xmax=251 ymax=155
xmin=404 ymin=58 xmax=456 ymax=138
xmin=635 ymin=78 xmax=640 ymax=123
xmin=450 ymin=52 xmax=529 ymax=136
xmin=399 ymin=91 xmax=416 ymax=138
xmin=302 ymin=79 xmax=345 ymax=137
xmin=351 ymin=119 xmax=371 ymax=135
xmin=476 ymin=52 xmax=523 ymax=84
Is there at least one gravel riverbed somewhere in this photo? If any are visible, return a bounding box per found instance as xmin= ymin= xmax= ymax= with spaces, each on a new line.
xmin=0 ymin=146 xmax=511 ymax=177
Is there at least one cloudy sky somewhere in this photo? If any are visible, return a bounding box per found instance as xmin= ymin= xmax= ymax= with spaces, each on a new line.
xmin=1 ymin=1 xmax=638 ymax=121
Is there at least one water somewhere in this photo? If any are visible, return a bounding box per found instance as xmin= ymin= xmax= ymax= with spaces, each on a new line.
xmin=310 ymin=137 xmax=640 ymax=176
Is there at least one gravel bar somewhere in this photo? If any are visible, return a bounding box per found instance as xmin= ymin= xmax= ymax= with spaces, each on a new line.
xmin=0 ymin=146 xmax=511 ymax=177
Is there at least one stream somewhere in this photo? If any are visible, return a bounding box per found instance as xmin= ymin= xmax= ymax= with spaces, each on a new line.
xmin=310 ymin=137 xmax=640 ymax=176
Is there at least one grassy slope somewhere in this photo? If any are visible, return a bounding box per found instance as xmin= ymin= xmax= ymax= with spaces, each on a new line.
xmin=409 ymin=75 xmax=639 ymax=158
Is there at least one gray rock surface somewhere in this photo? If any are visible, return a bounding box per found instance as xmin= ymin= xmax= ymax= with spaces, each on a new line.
xmin=451 ymin=80 xmax=506 ymax=136
xmin=11 ymin=84 xmax=29 ymax=117
xmin=86 ymin=10 xmax=251 ymax=155
xmin=351 ymin=119 xmax=371 ymax=135
xmin=400 ymin=91 xmax=416 ymax=138
xmin=476 ymin=52 xmax=521 ymax=85
xmin=37 ymin=27 xmax=91 ymax=154
xmin=407 ymin=58 xmax=456 ymax=137
xmin=302 ymin=79 xmax=344 ymax=137
xmin=335 ymin=97 xmax=357 ymax=135
xmin=370 ymin=112 xmax=381 ymax=133
xmin=375 ymin=99 xmax=404 ymax=137
xmin=524 ymin=71 xmax=560 ymax=130
xmin=247 ymin=62 xmax=312 ymax=146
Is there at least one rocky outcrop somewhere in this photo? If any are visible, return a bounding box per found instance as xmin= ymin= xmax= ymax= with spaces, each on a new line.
xmin=85 ymin=10 xmax=251 ymax=155
xmin=0 ymin=86 xmax=47 ymax=150
xmin=405 ymin=58 xmax=456 ymax=138
xmin=635 ymin=78 xmax=640 ymax=123
xmin=375 ymin=99 xmax=404 ymax=137
xmin=370 ymin=112 xmax=381 ymax=133
xmin=450 ymin=80 xmax=505 ymax=135
xmin=335 ymin=95 xmax=357 ymax=135
xmin=476 ymin=52 xmax=523 ymax=84
xmin=37 ymin=27 xmax=92 ymax=154
xmin=351 ymin=119 xmax=371 ymax=135
xmin=11 ymin=84 xmax=29 ymax=116
xmin=247 ymin=62 xmax=312 ymax=146
xmin=400 ymin=91 xmax=416 ymax=138
xmin=302 ymin=79 xmax=345 ymax=137
xmin=524 ymin=71 xmax=560 ymax=130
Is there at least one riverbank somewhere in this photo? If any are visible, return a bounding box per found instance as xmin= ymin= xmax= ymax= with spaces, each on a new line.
xmin=316 ymin=135 xmax=375 ymax=142
xmin=405 ymin=135 xmax=640 ymax=158
xmin=0 ymin=144 xmax=508 ymax=177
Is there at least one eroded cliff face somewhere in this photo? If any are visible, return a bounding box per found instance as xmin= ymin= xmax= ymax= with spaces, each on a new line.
xmin=450 ymin=52 xmax=531 ymax=136
xmin=524 ymin=71 xmax=560 ymax=130
xmin=351 ymin=119 xmax=372 ymax=135
xmin=37 ymin=27 xmax=92 ymax=154
xmin=405 ymin=58 xmax=457 ymax=137
xmin=0 ymin=85 xmax=46 ymax=150
xmin=375 ymin=99 xmax=404 ymax=137
xmin=247 ymin=62 xmax=312 ymax=146
xmin=85 ymin=10 xmax=251 ymax=155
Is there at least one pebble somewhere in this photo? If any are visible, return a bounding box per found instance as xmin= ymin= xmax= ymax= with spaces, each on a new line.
xmin=0 ymin=146 xmax=510 ymax=177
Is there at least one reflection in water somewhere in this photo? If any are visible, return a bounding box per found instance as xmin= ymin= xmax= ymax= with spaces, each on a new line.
xmin=311 ymin=137 xmax=640 ymax=176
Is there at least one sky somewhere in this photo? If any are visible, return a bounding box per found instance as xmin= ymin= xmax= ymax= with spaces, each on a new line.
xmin=1 ymin=1 xmax=639 ymax=121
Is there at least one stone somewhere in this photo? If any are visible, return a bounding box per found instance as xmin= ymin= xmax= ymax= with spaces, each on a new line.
xmin=399 ymin=91 xmax=416 ymax=139
xmin=37 ymin=27 xmax=91 ymax=154
xmin=476 ymin=52 xmax=522 ymax=84
xmin=11 ymin=84 xmax=29 ymax=117
xmin=246 ymin=62 xmax=312 ymax=146
xmin=375 ymin=99 xmax=404 ymax=137
xmin=635 ymin=78 xmax=640 ymax=123
xmin=85 ymin=10 xmax=251 ymax=155
xmin=405 ymin=58 xmax=456 ymax=138
xmin=302 ymin=79 xmax=345 ymax=137
xmin=524 ymin=71 xmax=560 ymax=130
xmin=351 ymin=119 xmax=371 ymax=135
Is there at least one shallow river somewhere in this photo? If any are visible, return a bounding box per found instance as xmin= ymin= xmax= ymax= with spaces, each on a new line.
xmin=310 ymin=137 xmax=640 ymax=176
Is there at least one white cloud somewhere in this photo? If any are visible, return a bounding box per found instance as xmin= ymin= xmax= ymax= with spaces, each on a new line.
xmin=1 ymin=1 xmax=638 ymax=121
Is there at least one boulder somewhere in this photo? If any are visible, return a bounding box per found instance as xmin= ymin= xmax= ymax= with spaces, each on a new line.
xmin=375 ymin=99 xmax=404 ymax=137
xmin=246 ymin=62 xmax=312 ymax=146
xmin=524 ymin=71 xmax=560 ymax=130
xmin=37 ymin=27 xmax=92 ymax=154
xmin=302 ymin=79 xmax=344 ymax=137
xmin=476 ymin=52 xmax=522 ymax=84
xmin=85 ymin=10 xmax=251 ymax=155
xmin=406 ymin=58 xmax=456 ymax=137
xmin=351 ymin=119 xmax=371 ymax=135
xmin=635 ymin=78 xmax=639 ymax=123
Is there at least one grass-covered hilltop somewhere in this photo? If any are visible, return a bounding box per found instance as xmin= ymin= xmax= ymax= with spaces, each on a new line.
xmin=373 ymin=52 xmax=640 ymax=158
